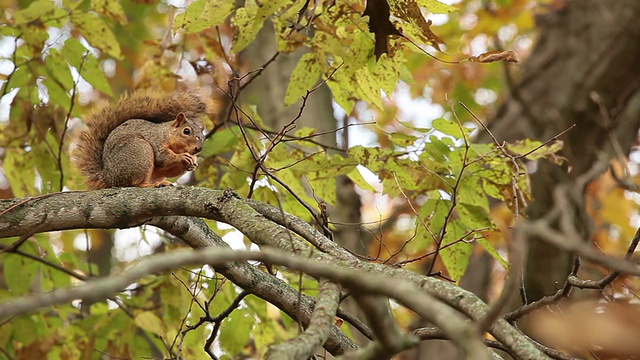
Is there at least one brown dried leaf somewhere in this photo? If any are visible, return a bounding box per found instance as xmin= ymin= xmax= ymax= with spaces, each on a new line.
xmin=531 ymin=301 xmax=640 ymax=357
xmin=469 ymin=50 xmax=520 ymax=63
xmin=389 ymin=0 xmax=446 ymax=50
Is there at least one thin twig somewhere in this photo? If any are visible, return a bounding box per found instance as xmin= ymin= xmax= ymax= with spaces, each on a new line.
xmin=57 ymin=53 xmax=87 ymax=190
xmin=426 ymin=100 xmax=471 ymax=276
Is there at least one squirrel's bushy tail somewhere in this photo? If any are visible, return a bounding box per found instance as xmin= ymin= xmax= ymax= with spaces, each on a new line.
xmin=74 ymin=90 xmax=208 ymax=189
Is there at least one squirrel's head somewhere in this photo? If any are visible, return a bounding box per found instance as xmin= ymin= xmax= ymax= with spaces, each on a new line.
xmin=172 ymin=113 xmax=204 ymax=154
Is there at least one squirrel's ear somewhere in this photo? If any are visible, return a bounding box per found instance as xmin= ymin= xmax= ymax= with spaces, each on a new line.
xmin=174 ymin=113 xmax=187 ymax=127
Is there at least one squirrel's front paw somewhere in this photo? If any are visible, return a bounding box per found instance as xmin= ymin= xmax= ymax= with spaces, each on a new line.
xmin=182 ymin=153 xmax=198 ymax=171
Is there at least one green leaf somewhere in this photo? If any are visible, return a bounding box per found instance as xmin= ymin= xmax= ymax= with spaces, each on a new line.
xmin=3 ymin=148 xmax=37 ymax=197
xmin=432 ymin=118 xmax=472 ymax=139
xmin=232 ymin=0 xmax=290 ymax=52
xmin=201 ymin=127 xmax=240 ymax=157
xmin=355 ymin=68 xmax=383 ymax=109
xmin=326 ymin=73 xmax=356 ymax=114
xmin=439 ymin=221 xmax=472 ymax=283
xmin=306 ymin=172 xmax=337 ymax=204
xmin=292 ymin=152 xmax=356 ymax=173
xmin=457 ymin=203 xmax=491 ymax=229
xmin=294 ymin=126 xmax=317 ymax=139
xmin=5 ymin=66 xmax=33 ymax=91
xmin=13 ymin=0 xmax=61 ymax=24
xmin=388 ymin=132 xmax=418 ymax=147
xmin=389 ymin=0 xmax=445 ymax=49
xmin=42 ymin=77 xmax=70 ymax=112
xmin=284 ymin=53 xmax=322 ymax=106
xmin=481 ymin=178 xmax=506 ymax=201
xmin=70 ymin=12 xmax=122 ymax=59
xmin=61 ymin=39 xmax=113 ymax=96
xmin=17 ymin=23 xmax=48 ymax=57
xmin=62 ymin=0 xmax=84 ymax=10
xmin=273 ymin=13 xmax=308 ymax=53
xmin=91 ymin=0 xmax=128 ymax=25
xmin=253 ymin=320 xmax=277 ymax=354
xmin=399 ymin=120 xmax=430 ymax=133
xmin=4 ymin=251 xmax=39 ymax=295
xmin=10 ymin=315 xmax=40 ymax=344
xmin=230 ymin=6 xmax=256 ymax=52
xmin=32 ymin=130 xmax=61 ymax=193
xmin=351 ymin=31 xmax=376 ymax=66
xmin=38 ymin=237 xmax=72 ymax=289
xmin=423 ymin=135 xmax=450 ymax=163
xmin=348 ymin=146 xmax=378 ymax=167
xmin=347 ymin=167 xmax=377 ymax=192
xmin=507 ymin=139 xmax=564 ymax=164
xmin=372 ymin=53 xmax=402 ymax=96
xmin=174 ymin=0 xmax=235 ymax=33
xmin=409 ymin=197 xmax=449 ymax=253
xmin=45 ymin=49 xmax=74 ymax=90
xmin=134 ymin=311 xmax=166 ymax=337
xmin=219 ymin=308 xmax=254 ymax=356
xmin=62 ymin=38 xmax=88 ymax=68
xmin=86 ymin=309 xmax=128 ymax=338
xmin=208 ymin=281 xmax=236 ymax=317
xmin=479 ymin=157 xmax=515 ymax=185
xmin=457 ymin=176 xmax=489 ymax=212
xmin=243 ymin=294 xmax=267 ymax=320
xmin=477 ymin=237 xmax=508 ymax=269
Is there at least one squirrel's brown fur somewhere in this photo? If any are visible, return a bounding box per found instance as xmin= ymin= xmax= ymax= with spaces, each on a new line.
xmin=75 ymin=91 xmax=208 ymax=189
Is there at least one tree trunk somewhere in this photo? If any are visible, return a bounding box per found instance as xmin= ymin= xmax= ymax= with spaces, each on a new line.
xmin=487 ymin=0 xmax=640 ymax=302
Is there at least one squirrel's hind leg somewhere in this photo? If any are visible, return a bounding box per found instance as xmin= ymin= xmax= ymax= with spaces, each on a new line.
xmin=138 ymin=180 xmax=173 ymax=188
xmin=103 ymin=138 xmax=156 ymax=188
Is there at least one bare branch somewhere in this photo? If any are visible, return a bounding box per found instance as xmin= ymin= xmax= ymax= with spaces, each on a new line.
xmin=352 ymin=295 xmax=417 ymax=359
xmin=517 ymin=219 xmax=640 ymax=276
xmin=478 ymin=219 xmax=527 ymax=332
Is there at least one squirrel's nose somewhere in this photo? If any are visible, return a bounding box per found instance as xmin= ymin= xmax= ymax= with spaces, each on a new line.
xmin=194 ymin=145 xmax=202 ymax=154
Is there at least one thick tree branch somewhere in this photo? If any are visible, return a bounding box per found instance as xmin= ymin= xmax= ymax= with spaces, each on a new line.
xmin=0 ymin=187 xmax=551 ymax=359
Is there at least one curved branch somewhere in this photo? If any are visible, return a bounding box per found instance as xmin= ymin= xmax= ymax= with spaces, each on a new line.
xmin=246 ymin=199 xmax=354 ymax=260
xmin=350 ymin=295 xmax=420 ymax=359
xmin=266 ymin=279 xmax=341 ymax=359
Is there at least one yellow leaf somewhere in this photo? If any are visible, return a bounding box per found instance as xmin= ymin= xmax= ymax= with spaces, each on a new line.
xmin=70 ymin=12 xmax=121 ymax=59
xmin=91 ymin=0 xmax=128 ymax=25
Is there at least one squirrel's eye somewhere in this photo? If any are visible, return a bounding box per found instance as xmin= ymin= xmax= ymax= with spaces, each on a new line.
xmin=183 ymin=128 xmax=191 ymax=135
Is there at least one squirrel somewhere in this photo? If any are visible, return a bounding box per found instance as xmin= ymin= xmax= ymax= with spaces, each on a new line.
xmin=74 ymin=90 xmax=208 ymax=189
